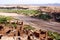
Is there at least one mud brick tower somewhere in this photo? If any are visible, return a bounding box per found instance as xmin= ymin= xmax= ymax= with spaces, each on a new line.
xmin=17 ymin=20 xmax=24 ymax=36
xmin=39 ymin=30 xmax=48 ymax=40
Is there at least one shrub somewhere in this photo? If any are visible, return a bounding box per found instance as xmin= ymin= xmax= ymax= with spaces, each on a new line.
xmin=0 ymin=16 xmax=7 ymax=23
xmin=0 ymin=17 xmax=7 ymax=23
xmin=0 ymin=16 xmax=13 ymax=24
xmin=48 ymin=31 xmax=60 ymax=40
xmin=39 ymin=14 xmax=52 ymax=20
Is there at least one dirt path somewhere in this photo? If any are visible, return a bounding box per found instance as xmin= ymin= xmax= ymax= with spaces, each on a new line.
xmin=0 ymin=13 xmax=60 ymax=33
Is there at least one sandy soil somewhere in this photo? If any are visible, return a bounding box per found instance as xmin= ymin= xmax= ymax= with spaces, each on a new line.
xmin=0 ymin=12 xmax=19 ymax=16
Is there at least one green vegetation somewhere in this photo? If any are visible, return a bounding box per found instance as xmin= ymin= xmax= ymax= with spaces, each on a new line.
xmin=39 ymin=14 xmax=52 ymax=20
xmin=24 ymin=25 xmax=35 ymax=30
xmin=48 ymin=31 xmax=60 ymax=40
xmin=0 ymin=16 xmax=7 ymax=23
xmin=0 ymin=15 xmax=13 ymax=24
xmin=0 ymin=9 xmax=52 ymax=20
xmin=0 ymin=9 xmax=39 ymax=16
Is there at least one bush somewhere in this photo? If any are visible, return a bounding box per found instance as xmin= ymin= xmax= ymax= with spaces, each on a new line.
xmin=0 ymin=16 xmax=13 ymax=24
xmin=0 ymin=17 xmax=7 ymax=23
xmin=39 ymin=14 xmax=52 ymax=20
xmin=0 ymin=16 xmax=7 ymax=23
xmin=48 ymin=31 xmax=60 ymax=40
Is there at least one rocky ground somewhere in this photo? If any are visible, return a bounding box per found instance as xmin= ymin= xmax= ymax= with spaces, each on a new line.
xmin=0 ymin=12 xmax=60 ymax=40
xmin=0 ymin=12 xmax=60 ymax=33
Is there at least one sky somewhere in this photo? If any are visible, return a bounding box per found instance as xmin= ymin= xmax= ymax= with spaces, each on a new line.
xmin=0 ymin=0 xmax=60 ymax=4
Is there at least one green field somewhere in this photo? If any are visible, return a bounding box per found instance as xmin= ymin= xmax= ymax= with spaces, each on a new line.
xmin=0 ymin=9 xmax=52 ymax=20
xmin=0 ymin=9 xmax=39 ymax=16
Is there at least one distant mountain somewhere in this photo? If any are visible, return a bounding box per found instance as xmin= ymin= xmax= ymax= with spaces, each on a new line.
xmin=28 ymin=3 xmax=60 ymax=6
xmin=44 ymin=3 xmax=60 ymax=6
xmin=0 ymin=3 xmax=60 ymax=6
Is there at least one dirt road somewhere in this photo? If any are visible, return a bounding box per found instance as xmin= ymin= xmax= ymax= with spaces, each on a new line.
xmin=0 ymin=13 xmax=60 ymax=33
